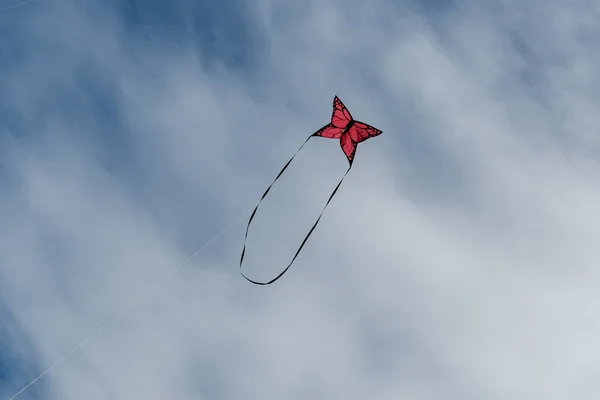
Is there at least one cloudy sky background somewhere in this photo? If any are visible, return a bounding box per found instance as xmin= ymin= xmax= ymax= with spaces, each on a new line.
xmin=2 ymin=0 xmax=600 ymax=398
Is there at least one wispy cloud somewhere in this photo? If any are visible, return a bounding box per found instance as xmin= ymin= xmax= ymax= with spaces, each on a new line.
xmin=2 ymin=0 xmax=600 ymax=399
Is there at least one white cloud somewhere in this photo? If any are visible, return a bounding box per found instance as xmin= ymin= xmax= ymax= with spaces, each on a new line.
xmin=2 ymin=0 xmax=600 ymax=399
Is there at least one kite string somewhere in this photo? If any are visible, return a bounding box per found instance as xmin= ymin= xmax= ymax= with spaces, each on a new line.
xmin=4 ymin=215 xmax=244 ymax=400
xmin=239 ymin=132 xmax=353 ymax=285
xmin=0 ymin=0 xmax=35 ymax=13
xmin=5 ymin=156 xmax=310 ymax=400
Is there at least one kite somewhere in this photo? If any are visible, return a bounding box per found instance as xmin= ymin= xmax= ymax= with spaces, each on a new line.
xmin=240 ymin=96 xmax=382 ymax=285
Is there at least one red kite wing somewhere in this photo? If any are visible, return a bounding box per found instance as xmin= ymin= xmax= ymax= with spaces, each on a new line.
xmin=340 ymin=132 xmax=357 ymax=162
xmin=348 ymin=120 xmax=382 ymax=143
xmin=314 ymin=123 xmax=344 ymax=139
xmin=331 ymin=96 xmax=353 ymax=128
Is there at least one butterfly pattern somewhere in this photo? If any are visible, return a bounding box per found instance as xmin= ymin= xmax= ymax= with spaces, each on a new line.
xmin=313 ymin=96 xmax=382 ymax=163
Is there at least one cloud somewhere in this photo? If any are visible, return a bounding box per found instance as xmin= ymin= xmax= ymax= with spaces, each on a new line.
xmin=2 ymin=0 xmax=600 ymax=399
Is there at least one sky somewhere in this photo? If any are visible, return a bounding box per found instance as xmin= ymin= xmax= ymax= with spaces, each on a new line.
xmin=2 ymin=0 xmax=600 ymax=399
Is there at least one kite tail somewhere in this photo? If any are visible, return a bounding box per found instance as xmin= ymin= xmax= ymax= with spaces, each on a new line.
xmin=239 ymin=132 xmax=353 ymax=285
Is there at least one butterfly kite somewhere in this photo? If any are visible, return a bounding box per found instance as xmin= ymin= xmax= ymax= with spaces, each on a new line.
xmin=240 ymin=96 xmax=382 ymax=285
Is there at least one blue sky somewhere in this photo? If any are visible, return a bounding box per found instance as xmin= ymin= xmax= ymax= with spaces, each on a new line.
xmin=3 ymin=0 xmax=600 ymax=399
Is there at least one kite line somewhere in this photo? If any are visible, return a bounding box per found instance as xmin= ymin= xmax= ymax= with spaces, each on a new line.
xmin=4 ymin=159 xmax=309 ymax=400
xmin=0 ymin=0 xmax=36 ymax=13
xmin=4 ymin=215 xmax=243 ymax=400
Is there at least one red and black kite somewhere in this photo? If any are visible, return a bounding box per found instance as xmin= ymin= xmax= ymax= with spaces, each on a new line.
xmin=240 ymin=96 xmax=382 ymax=285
